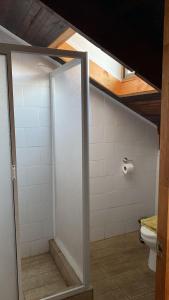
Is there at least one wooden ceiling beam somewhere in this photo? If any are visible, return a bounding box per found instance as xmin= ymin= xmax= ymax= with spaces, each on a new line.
xmin=126 ymin=100 xmax=161 ymax=116
xmin=122 ymin=92 xmax=161 ymax=103
xmin=48 ymin=28 xmax=75 ymax=49
xmin=115 ymin=75 xmax=156 ymax=96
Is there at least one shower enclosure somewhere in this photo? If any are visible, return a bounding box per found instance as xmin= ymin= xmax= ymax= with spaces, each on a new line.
xmin=0 ymin=44 xmax=89 ymax=300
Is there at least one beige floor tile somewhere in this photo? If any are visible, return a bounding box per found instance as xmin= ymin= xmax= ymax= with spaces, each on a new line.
xmin=22 ymin=231 xmax=155 ymax=300
xmin=91 ymin=231 xmax=155 ymax=299
xmin=92 ymin=277 xmax=119 ymax=296
xmin=95 ymin=289 xmax=130 ymax=300
xmin=130 ymin=292 xmax=154 ymax=300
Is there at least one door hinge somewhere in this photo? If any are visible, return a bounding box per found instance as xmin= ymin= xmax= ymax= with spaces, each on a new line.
xmin=157 ymin=239 xmax=163 ymax=257
xmin=11 ymin=164 xmax=16 ymax=181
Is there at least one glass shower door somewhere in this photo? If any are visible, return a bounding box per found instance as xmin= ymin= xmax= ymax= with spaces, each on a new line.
xmin=0 ymin=43 xmax=89 ymax=300
xmin=50 ymin=59 xmax=88 ymax=284
xmin=0 ymin=54 xmax=18 ymax=300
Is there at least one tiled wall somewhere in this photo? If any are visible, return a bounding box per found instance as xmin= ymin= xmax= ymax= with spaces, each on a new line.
xmin=12 ymin=52 xmax=159 ymax=251
xmin=13 ymin=74 xmax=53 ymax=257
xmin=89 ymin=86 xmax=159 ymax=241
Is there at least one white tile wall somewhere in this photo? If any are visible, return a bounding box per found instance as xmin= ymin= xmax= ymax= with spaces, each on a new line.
xmin=89 ymin=86 xmax=159 ymax=241
xmin=13 ymin=72 xmax=53 ymax=257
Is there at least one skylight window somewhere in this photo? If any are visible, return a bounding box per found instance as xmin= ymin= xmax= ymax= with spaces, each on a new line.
xmin=67 ymin=33 xmax=122 ymax=80
xmin=54 ymin=29 xmax=156 ymax=96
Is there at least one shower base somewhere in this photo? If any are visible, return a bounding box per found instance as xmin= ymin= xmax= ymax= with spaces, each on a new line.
xmin=22 ymin=252 xmax=67 ymax=300
xmin=21 ymin=242 xmax=93 ymax=300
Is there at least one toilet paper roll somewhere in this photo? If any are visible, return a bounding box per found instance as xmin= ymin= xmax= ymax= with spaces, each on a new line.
xmin=122 ymin=163 xmax=134 ymax=175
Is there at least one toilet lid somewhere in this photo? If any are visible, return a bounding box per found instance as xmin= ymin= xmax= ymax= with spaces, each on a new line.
xmin=141 ymin=226 xmax=157 ymax=238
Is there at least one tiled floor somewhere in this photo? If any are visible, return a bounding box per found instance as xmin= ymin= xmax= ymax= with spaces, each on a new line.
xmin=22 ymin=253 xmax=68 ymax=300
xmin=21 ymin=232 xmax=155 ymax=300
xmin=91 ymin=231 xmax=155 ymax=300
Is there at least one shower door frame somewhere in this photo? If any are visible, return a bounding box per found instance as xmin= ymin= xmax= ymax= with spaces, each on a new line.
xmin=0 ymin=43 xmax=90 ymax=300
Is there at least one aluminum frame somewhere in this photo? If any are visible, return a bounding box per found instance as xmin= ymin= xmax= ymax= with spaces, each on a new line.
xmin=0 ymin=44 xmax=90 ymax=300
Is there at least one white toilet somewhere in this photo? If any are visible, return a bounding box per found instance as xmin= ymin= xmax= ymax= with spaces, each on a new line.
xmin=140 ymin=225 xmax=157 ymax=272
xmin=140 ymin=151 xmax=159 ymax=272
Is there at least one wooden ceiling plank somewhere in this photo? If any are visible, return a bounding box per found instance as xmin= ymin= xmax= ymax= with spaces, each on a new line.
xmin=122 ymin=92 xmax=161 ymax=103
xmin=24 ymin=7 xmax=56 ymax=41
xmin=48 ymin=28 xmax=75 ymax=49
xmin=20 ymin=1 xmax=42 ymax=37
xmin=127 ymin=100 xmax=161 ymax=116
xmin=115 ymin=75 xmax=155 ymax=96
xmin=0 ymin=0 xmax=70 ymax=47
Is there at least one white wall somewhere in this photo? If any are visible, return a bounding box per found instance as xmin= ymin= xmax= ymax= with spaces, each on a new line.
xmin=12 ymin=53 xmax=55 ymax=257
xmin=89 ymin=86 xmax=159 ymax=241
xmin=51 ymin=61 xmax=84 ymax=281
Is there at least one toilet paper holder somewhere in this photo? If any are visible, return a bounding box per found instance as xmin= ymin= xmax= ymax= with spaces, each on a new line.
xmin=122 ymin=157 xmax=134 ymax=175
xmin=123 ymin=157 xmax=133 ymax=163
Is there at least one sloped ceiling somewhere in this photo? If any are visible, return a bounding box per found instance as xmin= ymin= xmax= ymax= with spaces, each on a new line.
xmin=0 ymin=0 xmax=69 ymax=46
xmin=0 ymin=0 xmax=163 ymax=126
xmin=41 ymin=0 xmax=164 ymax=90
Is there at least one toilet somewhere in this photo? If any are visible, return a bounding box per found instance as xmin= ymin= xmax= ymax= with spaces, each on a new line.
xmin=140 ymin=151 xmax=159 ymax=272
xmin=140 ymin=225 xmax=157 ymax=272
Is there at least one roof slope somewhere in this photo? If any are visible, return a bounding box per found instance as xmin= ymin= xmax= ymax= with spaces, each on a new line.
xmin=41 ymin=0 xmax=164 ymax=90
